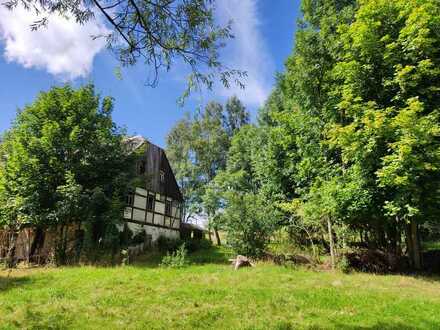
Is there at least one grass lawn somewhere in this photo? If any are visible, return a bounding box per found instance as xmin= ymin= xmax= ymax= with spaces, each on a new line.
xmin=1 ymin=247 xmax=440 ymax=330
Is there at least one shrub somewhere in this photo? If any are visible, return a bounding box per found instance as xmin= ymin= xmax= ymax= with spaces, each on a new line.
xmin=338 ymin=255 xmax=351 ymax=274
xmin=160 ymin=244 xmax=187 ymax=268
xmin=184 ymin=238 xmax=212 ymax=252
xmin=157 ymin=236 xmax=183 ymax=252
xmin=131 ymin=230 xmax=146 ymax=245
xmin=222 ymin=193 xmax=279 ymax=258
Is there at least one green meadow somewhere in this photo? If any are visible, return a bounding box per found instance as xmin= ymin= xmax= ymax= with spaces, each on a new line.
xmin=1 ymin=247 xmax=440 ymax=330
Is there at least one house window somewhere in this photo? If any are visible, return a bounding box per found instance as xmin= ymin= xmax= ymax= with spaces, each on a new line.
xmin=147 ymin=194 xmax=154 ymax=211
xmin=165 ymin=200 xmax=172 ymax=216
xmin=160 ymin=170 xmax=165 ymax=182
xmin=126 ymin=192 xmax=134 ymax=206
xmin=137 ymin=160 xmax=146 ymax=175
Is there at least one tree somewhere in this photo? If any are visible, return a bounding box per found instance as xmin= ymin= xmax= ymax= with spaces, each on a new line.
xmin=208 ymin=125 xmax=279 ymax=257
xmin=248 ymin=0 xmax=440 ymax=270
xmin=225 ymin=96 xmax=249 ymax=137
xmin=328 ymin=0 xmax=440 ymax=268
xmin=0 ymin=85 xmax=130 ymax=265
xmin=164 ymin=115 xmax=199 ymax=223
xmin=4 ymin=0 xmax=245 ymax=100
xmin=166 ymin=96 xmax=250 ymax=245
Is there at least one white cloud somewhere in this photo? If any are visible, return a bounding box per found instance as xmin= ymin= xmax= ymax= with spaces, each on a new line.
xmin=0 ymin=5 xmax=109 ymax=79
xmin=215 ymin=0 xmax=274 ymax=107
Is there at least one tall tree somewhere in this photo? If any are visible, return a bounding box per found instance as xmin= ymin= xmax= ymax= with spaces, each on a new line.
xmin=166 ymin=96 xmax=250 ymax=244
xmin=206 ymin=124 xmax=279 ymax=257
xmin=0 ymin=85 xmax=130 ymax=265
xmin=328 ymin=0 xmax=440 ymax=268
xmin=224 ymin=96 xmax=249 ymax=137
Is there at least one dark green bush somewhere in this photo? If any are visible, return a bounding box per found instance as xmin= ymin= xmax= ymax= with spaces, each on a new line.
xmin=131 ymin=230 xmax=146 ymax=245
xmin=157 ymin=236 xmax=183 ymax=252
xmin=184 ymin=238 xmax=212 ymax=252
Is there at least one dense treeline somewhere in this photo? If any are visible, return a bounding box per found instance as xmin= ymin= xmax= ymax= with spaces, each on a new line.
xmin=168 ymin=0 xmax=440 ymax=269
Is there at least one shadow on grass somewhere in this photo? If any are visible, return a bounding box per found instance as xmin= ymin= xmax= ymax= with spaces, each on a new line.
xmin=303 ymin=321 xmax=440 ymax=329
xmin=130 ymin=246 xmax=233 ymax=268
xmin=0 ymin=273 xmax=33 ymax=292
xmin=187 ymin=246 xmax=233 ymax=265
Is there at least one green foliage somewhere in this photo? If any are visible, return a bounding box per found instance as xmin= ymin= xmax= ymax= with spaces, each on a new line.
xmin=157 ymin=236 xmax=184 ymax=253
xmin=5 ymin=0 xmax=245 ymax=102
xmin=184 ymin=238 xmax=212 ymax=253
xmin=221 ymin=192 xmax=278 ymax=258
xmin=251 ymin=0 xmax=440 ymax=268
xmin=0 ymin=85 xmax=130 ymax=262
xmin=160 ymin=243 xmax=188 ymax=268
xmin=206 ymin=125 xmax=280 ymax=257
xmin=131 ymin=230 xmax=147 ymax=245
xmin=338 ymin=255 xmax=351 ymax=274
xmin=166 ymin=96 xmax=250 ymax=238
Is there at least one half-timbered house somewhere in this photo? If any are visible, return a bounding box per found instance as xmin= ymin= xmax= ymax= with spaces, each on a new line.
xmin=123 ymin=136 xmax=183 ymax=243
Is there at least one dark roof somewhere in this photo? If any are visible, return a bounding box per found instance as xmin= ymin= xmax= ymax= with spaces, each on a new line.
xmin=124 ymin=136 xmax=183 ymax=201
xmin=181 ymin=222 xmax=206 ymax=232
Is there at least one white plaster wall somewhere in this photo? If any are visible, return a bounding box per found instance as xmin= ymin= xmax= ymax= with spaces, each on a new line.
xmin=145 ymin=226 xmax=180 ymax=242
xmin=132 ymin=208 xmax=146 ymax=222
xmin=134 ymin=195 xmax=146 ymax=209
xmin=155 ymin=201 xmax=165 ymax=214
xmin=123 ymin=222 xmax=180 ymax=243
xmin=155 ymin=214 xmax=164 ymax=226
xmin=171 ymin=219 xmax=180 ymax=229
xmin=136 ymin=187 xmax=148 ymax=196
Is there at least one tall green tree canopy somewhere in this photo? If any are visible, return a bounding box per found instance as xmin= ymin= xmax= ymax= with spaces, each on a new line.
xmin=166 ymin=96 xmax=249 ymax=244
xmin=208 ymin=0 xmax=440 ymax=264
xmin=0 ymin=85 xmax=129 ymax=233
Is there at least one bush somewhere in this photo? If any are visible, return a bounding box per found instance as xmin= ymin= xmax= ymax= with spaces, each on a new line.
xmin=160 ymin=244 xmax=187 ymax=268
xmin=131 ymin=230 xmax=146 ymax=245
xmin=338 ymin=255 xmax=351 ymax=273
xmin=157 ymin=236 xmax=183 ymax=252
xmin=184 ymin=238 xmax=212 ymax=252
xmin=222 ymin=193 xmax=279 ymax=258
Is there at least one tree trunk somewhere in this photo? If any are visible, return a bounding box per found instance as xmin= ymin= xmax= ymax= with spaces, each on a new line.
xmin=410 ymin=219 xmax=422 ymax=270
xmin=406 ymin=224 xmax=413 ymax=266
xmin=327 ymin=217 xmax=336 ymax=270
xmin=56 ymin=224 xmax=68 ymax=266
xmin=395 ymin=227 xmax=402 ymax=257
xmin=30 ymin=227 xmax=45 ymax=263
xmin=214 ymin=228 xmax=221 ymax=246
xmin=6 ymin=230 xmax=18 ymax=268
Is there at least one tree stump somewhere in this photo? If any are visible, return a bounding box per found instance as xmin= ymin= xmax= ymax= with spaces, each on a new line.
xmin=229 ymin=255 xmax=254 ymax=270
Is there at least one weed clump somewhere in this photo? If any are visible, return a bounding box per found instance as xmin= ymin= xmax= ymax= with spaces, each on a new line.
xmin=160 ymin=244 xmax=187 ymax=268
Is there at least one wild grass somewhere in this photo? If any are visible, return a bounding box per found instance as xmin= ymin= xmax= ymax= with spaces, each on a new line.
xmin=1 ymin=247 xmax=440 ymax=329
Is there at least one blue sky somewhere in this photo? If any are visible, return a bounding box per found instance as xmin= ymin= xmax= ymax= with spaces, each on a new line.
xmin=0 ymin=0 xmax=301 ymax=147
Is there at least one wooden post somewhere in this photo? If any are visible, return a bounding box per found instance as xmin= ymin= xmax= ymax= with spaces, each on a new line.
xmin=327 ymin=217 xmax=335 ymax=270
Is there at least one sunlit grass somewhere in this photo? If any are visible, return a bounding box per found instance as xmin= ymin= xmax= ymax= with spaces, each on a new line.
xmin=1 ymin=247 xmax=440 ymax=329
xmin=423 ymin=241 xmax=440 ymax=251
